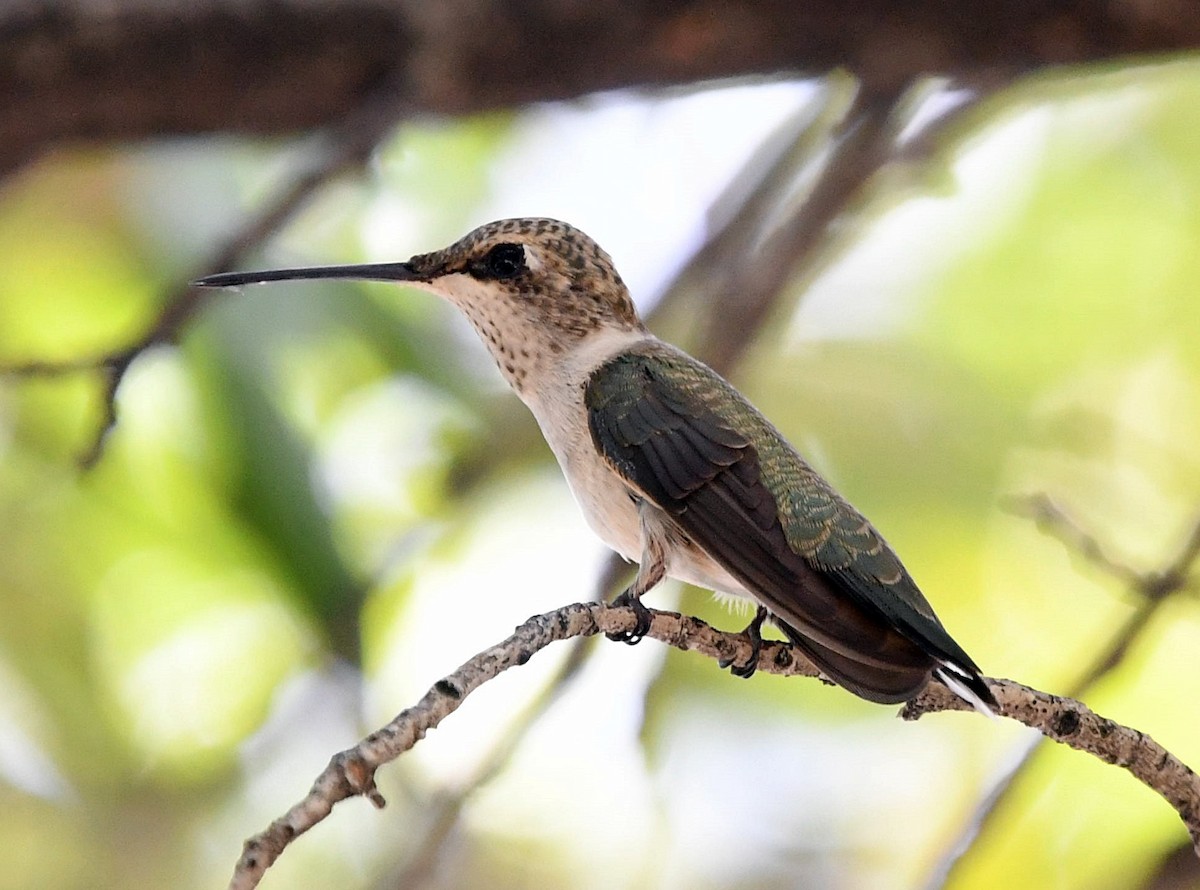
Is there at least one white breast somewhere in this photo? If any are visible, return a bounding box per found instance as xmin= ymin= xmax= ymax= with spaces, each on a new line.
xmin=519 ymin=327 xmax=650 ymax=562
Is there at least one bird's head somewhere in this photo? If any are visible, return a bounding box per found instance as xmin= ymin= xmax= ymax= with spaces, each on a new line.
xmin=196 ymin=218 xmax=645 ymax=393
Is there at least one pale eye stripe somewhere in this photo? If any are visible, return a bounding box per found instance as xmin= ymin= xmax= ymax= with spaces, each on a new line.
xmin=522 ymin=245 xmax=544 ymax=273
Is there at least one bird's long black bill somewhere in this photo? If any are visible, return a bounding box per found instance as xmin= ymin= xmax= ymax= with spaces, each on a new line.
xmin=192 ymin=262 xmax=421 ymax=288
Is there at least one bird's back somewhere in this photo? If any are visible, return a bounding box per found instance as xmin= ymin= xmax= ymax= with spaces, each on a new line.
xmin=586 ymin=340 xmax=992 ymax=706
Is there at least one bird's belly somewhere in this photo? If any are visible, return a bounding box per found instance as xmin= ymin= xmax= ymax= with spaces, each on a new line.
xmin=556 ymin=440 xmax=753 ymax=603
xmin=669 ymin=548 xmax=752 ymax=602
xmin=639 ymin=506 xmax=754 ymax=603
xmin=535 ymin=405 xmax=751 ymax=602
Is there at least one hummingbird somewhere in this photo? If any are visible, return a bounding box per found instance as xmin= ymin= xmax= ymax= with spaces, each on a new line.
xmin=195 ymin=218 xmax=995 ymax=710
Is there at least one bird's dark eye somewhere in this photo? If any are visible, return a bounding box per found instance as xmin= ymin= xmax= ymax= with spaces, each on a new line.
xmin=476 ymin=243 xmax=526 ymax=280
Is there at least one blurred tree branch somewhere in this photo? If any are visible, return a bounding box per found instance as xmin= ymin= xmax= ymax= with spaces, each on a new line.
xmin=1006 ymin=497 xmax=1200 ymax=690
xmin=226 ymin=601 xmax=1200 ymax=890
xmin=705 ymin=89 xmax=895 ymax=370
xmin=0 ymin=82 xmax=405 ymax=465
xmin=927 ymin=498 xmax=1200 ymax=888
xmin=4 ymin=0 xmax=1200 ymax=176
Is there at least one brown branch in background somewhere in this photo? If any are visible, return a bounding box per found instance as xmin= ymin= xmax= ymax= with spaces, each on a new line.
xmin=1013 ymin=493 xmax=1147 ymax=590
xmin=926 ymin=497 xmax=1200 ymax=889
xmin=0 ymin=87 xmax=406 ymax=466
xmin=226 ymin=601 xmax=1200 ymax=890
xmin=1014 ymin=496 xmax=1200 ymax=680
xmin=6 ymin=0 xmax=1200 ymax=176
xmin=642 ymin=76 xmax=851 ymax=340
xmin=659 ymin=77 xmax=986 ymax=378
xmin=698 ymin=84 xmax=898 ymax=375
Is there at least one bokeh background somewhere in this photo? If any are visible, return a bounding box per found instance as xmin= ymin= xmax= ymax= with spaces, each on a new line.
xmin=2 ymin=59 xmax=1200 ymax=890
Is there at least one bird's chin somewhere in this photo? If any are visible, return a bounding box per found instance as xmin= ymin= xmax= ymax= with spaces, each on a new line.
xmin=408 ymin=271 xmax=485 ymax=307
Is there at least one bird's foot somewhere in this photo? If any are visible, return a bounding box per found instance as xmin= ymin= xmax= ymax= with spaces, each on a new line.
xmin=718 ymin=606 xmax=767 ymax=679
xmin=607 ymin=589 xmax=652 ymax=645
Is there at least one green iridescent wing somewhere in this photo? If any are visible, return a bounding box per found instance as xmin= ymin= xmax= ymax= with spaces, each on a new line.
xmin=585 ymin=341 xmax=988 ymax=704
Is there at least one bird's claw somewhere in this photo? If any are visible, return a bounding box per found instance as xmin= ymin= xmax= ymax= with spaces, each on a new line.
xmin=607 ymin=590 xmax=652 ymax=645
xmin=718 ymin=637 xmax=761 ymax=678
xmin=718 ymin=607 xmax=767 ymax=678
xmin=727 ymin=644 xmax=761 ymax=679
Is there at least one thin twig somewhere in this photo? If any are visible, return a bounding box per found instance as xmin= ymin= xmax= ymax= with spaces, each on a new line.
xmin=926 ymin=500 xmax=1200 ymax=888
xmin=1006 ymin=493 xmax=1145 ymax=591
xmin=0 ymin=84 xmax=407 ymax=467
xmin=382 ymin=627 xmax=599 ymax=889
xmin=382 ymin=558 xmax=626 ymax=889
xmin=227 ymin=600 xmax=1200 ymax=890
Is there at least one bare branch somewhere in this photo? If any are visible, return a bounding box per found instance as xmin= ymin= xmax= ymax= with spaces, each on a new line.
xmin=668 ymin=77 xmax=988 ymax=378
xmin=228 ymin=601 xmax=1200 ymax=890
xmin=999 ymin=500 xmax=1200 ymax=696
xmin=1006 ymin=493 xmax=1145 ymax=589
xmin=382 ymin=557 xmax=625 ymax=889
xmin=927 ymin=503 xmax=1200 ymax=888
xmin=903 ymin=677 xmax=1200 ymax=848
xmin=696 ymin=82 xmax=898 ymax=375
xmin=643 ymin=77 xmax=849 ymax=337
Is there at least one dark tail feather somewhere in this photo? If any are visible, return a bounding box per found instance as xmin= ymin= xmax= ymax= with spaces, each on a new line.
xmin=778 ymin=623 xmax=933 ymax=705
xmin=778 ymin=622 xmax=996 ymax=713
